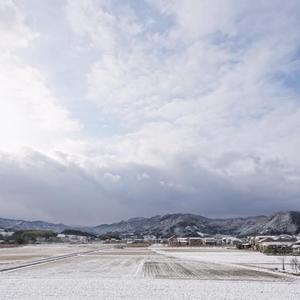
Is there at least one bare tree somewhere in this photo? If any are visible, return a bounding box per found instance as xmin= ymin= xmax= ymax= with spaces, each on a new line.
xmin=281 ymin=255 xmax=286 ymax=271
xmin=290 ymin=257 xmax=300 ymax=273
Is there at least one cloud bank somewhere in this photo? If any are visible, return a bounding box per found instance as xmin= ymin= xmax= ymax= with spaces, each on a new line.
xmin=1 ymin=0 xmax=300 ymax=225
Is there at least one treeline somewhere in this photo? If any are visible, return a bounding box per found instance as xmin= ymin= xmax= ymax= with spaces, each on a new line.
xmin=1 ymin=229 xmax=123 ymax=244
xmin=61 ymin=229 xmax=96 ymax=238
xmin=4 ymin=230 xmax=57 ymax=244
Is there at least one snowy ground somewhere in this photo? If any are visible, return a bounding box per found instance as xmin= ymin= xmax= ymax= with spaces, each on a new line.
xmin=157 ymin=247 xmax=300 ymax=273
xmin=0 ymin=244 xmax=299 ymax=299
xmin=0 ymin=244 xmax=100 ymax=269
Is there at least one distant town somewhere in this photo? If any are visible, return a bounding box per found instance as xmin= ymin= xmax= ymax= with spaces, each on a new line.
xmin=1 ymin=227 xmax=300 ymax=257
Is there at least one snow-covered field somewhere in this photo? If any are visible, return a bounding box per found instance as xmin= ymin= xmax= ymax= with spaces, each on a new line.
xmin=157 ymin=247 xmax=300 ymax=274
xmin=0 ymin=244 xmax=299 ymax=299
xmin=0 ymin=244 xmax=100 ymax=269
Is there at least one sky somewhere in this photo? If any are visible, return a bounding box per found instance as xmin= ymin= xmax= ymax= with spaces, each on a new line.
xmin=1 ymin=0 xmax=300 ymax=225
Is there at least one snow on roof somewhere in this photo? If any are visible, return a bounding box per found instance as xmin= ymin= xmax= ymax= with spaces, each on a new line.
xmin=177 ymin=238 xmax=188 ymax=242
xmin=197 ymin=232 xmax=205 ymax=237
xmin=260 ymin=242 xmax=293 ymax=246
xmin=204 ymin=238 xmax=216 ymax=242
xmin=257 ymin=237 xmax=275 ymax=243
xmin=255 ymin=235 xmax=276 ymax=241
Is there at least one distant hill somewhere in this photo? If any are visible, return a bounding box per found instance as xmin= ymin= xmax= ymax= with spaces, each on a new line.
xmin=0 ymin=218 xmax=69 ymax=233
xmin=92 ymin=211 xmax=300 ymax=236
xmin=1 ymin=211 xmax=300 ymax=237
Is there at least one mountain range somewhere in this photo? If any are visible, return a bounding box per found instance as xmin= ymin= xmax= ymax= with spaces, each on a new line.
xmin=1 ymin=211 xmax=300 ymax=237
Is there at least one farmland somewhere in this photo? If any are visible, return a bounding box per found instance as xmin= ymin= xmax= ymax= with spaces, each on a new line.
xmin=0 ymin=244 xmax=299 ymax=299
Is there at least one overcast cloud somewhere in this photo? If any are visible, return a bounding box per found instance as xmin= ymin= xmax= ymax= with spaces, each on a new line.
xmin=0 ymin=0 xmax=300 ymax=225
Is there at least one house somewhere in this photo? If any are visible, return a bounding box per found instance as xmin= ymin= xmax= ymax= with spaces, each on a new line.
xmin=259 ymin=242 xmax=293 ymax=254
xmin=253 ymin=235 xmax=298 ymax=253
xmin=276 ymin=235 xmax=297 ymax=243
xmin=167 ymin=236 xmax=188 ymax=247
xmin=236 ymin=243 xmax=251 ymax=249
xmin=257 ymin=237 xmax=276 ymax=243
xmin=57 ymin=234 xmax=88 ymax=244
xmin=203 ymin=237 xmax=217 ymax=246
xmin=0 ymin=230 xmax=14 ymax=237
xmin=292 ymin=245 xmax=300 ymax=254
xmin=291 ymin=240 xmax=300 ymax=254
xmin=143 ymin=235 xmax=157 ymax=241
xmin=215 ymin=237 xmax=224 ymax=246
xmin=177 ymin=238 xmax=188 ymax=246
xmin=222 ymin=236 xmax=242 ymax=246
xmin=168 ymin=235 xmax=178 ymax=246
xmin=188 ymin=237 xmax=204 ymax=246
xmin=256 ymin=237 xmax=276 ymax=250
xmin=126 ymin=239 xmax=150 ymax=247
xmin=250 ymin=236 xmax=276 ymax=250
xmin=227 ymin=237 xmax=243 ymax=246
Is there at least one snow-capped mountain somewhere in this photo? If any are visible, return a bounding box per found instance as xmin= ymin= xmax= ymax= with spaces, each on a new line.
xmin=1 ymin=211 xmax=300 ymax=237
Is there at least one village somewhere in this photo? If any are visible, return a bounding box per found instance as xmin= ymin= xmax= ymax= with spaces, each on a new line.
xmin=166 ymin=234 xmax=300 ymax=255
xmin=1 ymin=227 xmax=300 ymax=256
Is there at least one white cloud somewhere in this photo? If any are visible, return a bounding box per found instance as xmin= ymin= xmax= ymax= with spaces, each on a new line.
xmin=0 ymin=61 xmax=82 ymax=152
xmin=80 ymin=0 xmax=300 ymax=169
xmin=0 ymin=0 xmax=36 ymax=51
xmin=65 ymin=0 xmax=142 ymax=52
xmin=137 ymin=173 xmax=150 ymax=181
xmin=0 ymin=0 xmax=300 ymax=223
xmin=103 ymin=172 xmax=121 ymax=183
xmin=66 ymin=0 xmax=116 ymax=51
xmin=0 ymin=1 xmax=82 ymax=154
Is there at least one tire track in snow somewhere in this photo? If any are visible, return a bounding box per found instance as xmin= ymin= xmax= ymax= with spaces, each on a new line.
xmin=0 ymin=249 xmax=101 ymax=273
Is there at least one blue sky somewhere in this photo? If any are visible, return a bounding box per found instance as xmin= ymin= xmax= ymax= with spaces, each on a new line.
xmin=1 ymin=0 xmax=300 ymax=225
